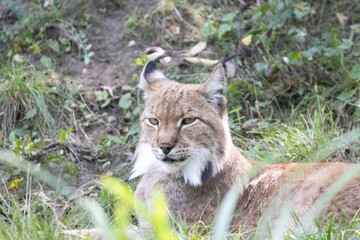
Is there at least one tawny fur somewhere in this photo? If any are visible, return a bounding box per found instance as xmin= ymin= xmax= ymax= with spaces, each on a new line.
xmin=131 ymin=57 xmax=360 ymax=233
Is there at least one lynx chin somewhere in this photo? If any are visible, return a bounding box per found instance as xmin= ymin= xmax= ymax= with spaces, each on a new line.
xmin=130 ymin=54 xmax=360 ymax=232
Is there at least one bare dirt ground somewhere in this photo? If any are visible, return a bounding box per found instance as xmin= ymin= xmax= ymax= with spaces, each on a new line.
xmin=58 ymin=0 xmax=158 ymax=187
xmin=61 ymin=0 xmax=155 ymax=87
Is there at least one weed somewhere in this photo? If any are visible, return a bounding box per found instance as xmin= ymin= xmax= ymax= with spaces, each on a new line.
xmin=0 ymin=59 xmax=83 ymax=143
xmin=0 ymin=60 xmax=55 ymax=141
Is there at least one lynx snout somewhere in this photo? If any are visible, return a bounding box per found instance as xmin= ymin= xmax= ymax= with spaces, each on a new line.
xmin=159 ymin=143 xmax=174 ymax=155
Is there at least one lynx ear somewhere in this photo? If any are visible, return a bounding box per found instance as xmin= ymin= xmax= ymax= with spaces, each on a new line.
xmin=139 ymin=55 xmax=168 ymax=100
xmin=201 ymin=64 xmax=227 ymax=113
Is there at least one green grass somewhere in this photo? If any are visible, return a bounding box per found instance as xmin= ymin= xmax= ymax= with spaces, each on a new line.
xmin=239 ymin=105 xmax=360 ymax=164
xmin=0 ymin=189 xmax=88 ymax=240
xmin=0 ymin=59 xmax=82 ymax=144
xmin=0 ymin=60 xmax=55 ymax=141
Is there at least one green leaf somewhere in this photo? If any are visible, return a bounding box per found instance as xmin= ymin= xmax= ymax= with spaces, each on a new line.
xmin=25 ymin=33 xmax=33 ymax=44
xmin=349 ymin=64 xmax=360 ymax=80
xmin=59 ymin=128 xmax=72 ymax=141
xmin=228 ymin=81 xmax=239 ymax=93
xmin=259 ymin=3 xmax=270 ymax=14
xmin=16 ymin=140 xmax=22 ymax=149
xmin=40 ymin=55 xmax=52 ymax=68
xmin=141 ymin=55 xmax=149 ymax=64
xmin=337 ymin=90 xmax=356 ymax=104
xmin=301 ymin=47 xmax=319 ymax=59
xmin=101 ymin=99 xmax=111 ymax=108
xmin=97 ymin=90 xmax=109 ymax=101
xmin=48 ymin=40 xmax=60 ymax=53
xmin=201 ymin=21 xmax=216 ymax=39
xmin=324 ymin=47 xmax=342 ymax=57
xmin=23 ymin=108 xmax=37 ymax=119
xmin=289 ymin=51 xmax=302 ymax=60
xmin=221 ymin=12 xmax=237 ymax=22
xmin=218 ymin=23 xmax=232 ymax=39
xmin=15 ymin=125 xmax=30 ymax=137
xmin=135 ymin=58 xmax=143 ymax=66
xmin=107 ymin=135 xmax=127 ymax=145
xmin=293 ymin=9 xmax=307 ymax=19
xmin=119 ymin=93 xmax=132 ymax=109
xmin=338 ymin=39 xmax=353 ymax=50
xmin=59 ymin=129 xmax=67 ymax=141
xmin=32 ymin=44 xmax=41 ymax=54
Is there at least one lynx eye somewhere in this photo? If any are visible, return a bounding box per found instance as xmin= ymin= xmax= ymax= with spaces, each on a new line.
xmin=148 ymin=118 xmax=159 ymax=125
xmin=182 ymin=118 xmax=196 ymax=125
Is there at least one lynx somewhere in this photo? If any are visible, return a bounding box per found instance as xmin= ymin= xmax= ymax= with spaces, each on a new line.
xmin=130 ymin=54 xmax=360 ymax=233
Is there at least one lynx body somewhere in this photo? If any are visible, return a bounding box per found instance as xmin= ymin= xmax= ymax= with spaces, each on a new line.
xmin=130 ymin=56 xmax=360 ymax=232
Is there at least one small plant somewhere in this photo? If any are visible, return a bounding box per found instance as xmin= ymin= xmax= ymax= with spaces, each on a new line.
xmin=59 ymin=128 xmax=72 ymax=142
xmin=0 ymin=59 xmax=81 ymax=143
xmin=9 ymin=135 xmax=35 ymax=157
xmin=0 ymin=61 xmax=55 ymax=141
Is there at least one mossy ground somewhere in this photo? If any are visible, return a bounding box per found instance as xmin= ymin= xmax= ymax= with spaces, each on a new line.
xmin=44 ymin=153 xmax=80 ymax=181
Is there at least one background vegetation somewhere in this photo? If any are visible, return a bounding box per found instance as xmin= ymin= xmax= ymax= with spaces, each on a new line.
xmin=0 ymin=0 xmax=359 ymax=239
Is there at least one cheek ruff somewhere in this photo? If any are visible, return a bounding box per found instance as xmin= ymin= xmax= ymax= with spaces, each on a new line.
xmin=130 ymin=138 xmax=227 ymax=187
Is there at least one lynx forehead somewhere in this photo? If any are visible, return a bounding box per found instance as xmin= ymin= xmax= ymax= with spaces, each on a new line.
xmin=130 ymin=55 xmax=232 ymax=186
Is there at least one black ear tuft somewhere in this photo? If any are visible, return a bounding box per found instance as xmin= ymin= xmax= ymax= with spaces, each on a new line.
xmin=144 ymin=53 xmax=170 ymax=76
xmin=219 ymin=52 xmax=240 ymax=66
xmin=139 ymin=53 xmax=170 ymax=98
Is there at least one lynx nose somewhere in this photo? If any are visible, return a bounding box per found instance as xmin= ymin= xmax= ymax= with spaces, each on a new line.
xmin=159 ymin=143 xmax=174 ymax=155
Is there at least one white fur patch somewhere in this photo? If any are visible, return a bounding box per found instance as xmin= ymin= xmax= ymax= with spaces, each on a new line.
xmin=174 ymin=147 xmax=211 ymax=187
xmin=147 ymin=70 xmax=166 ymax=80
xmin=249 ymin=169 xmax=283 ymax=188
xmin=129 ymin=144 xmax=162 ymax=180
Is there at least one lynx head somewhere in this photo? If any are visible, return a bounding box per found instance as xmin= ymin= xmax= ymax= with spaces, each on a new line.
xmin=129 ymin=55 xmax=233 ymax=187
